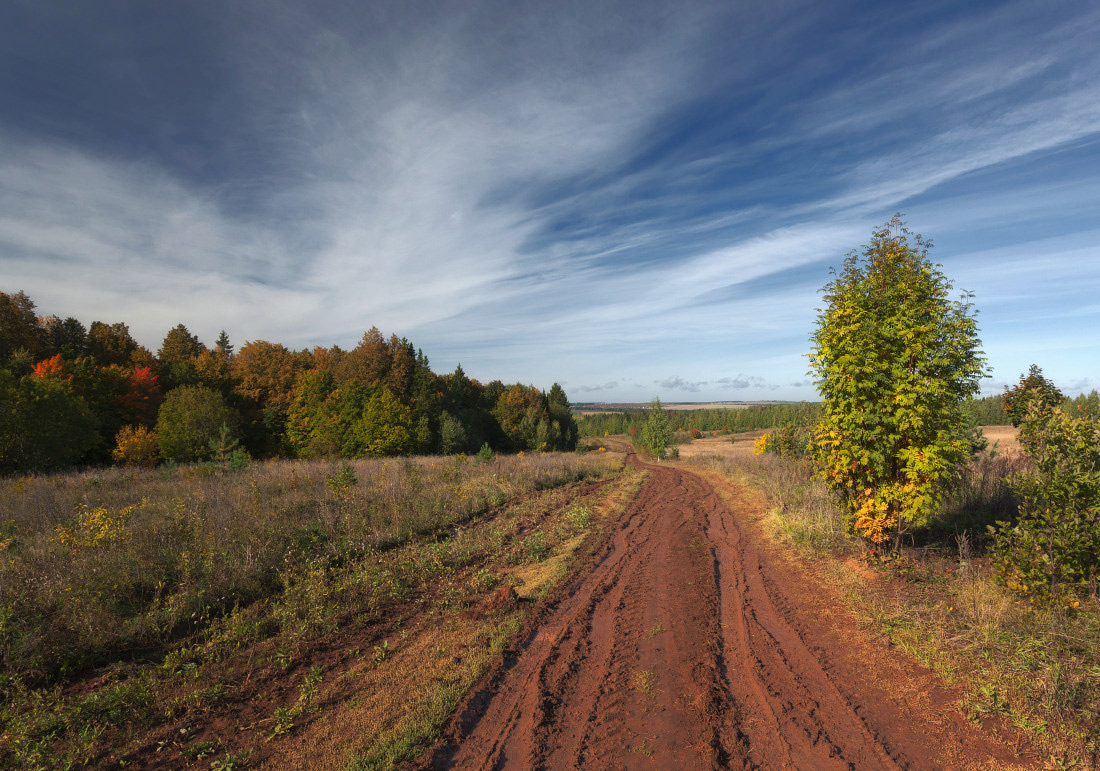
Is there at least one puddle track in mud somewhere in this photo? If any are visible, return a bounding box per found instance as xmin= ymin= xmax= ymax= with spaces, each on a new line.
xmin=428 ymin=451 xmax=1027 ymax=770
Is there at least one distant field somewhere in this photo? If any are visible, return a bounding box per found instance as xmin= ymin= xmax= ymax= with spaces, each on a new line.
xmin=980 ymin=424 xmax=1021 ymax=453
xmin=575 ymin=401 xmax=788 ymax=416
xmin=673 ymin=426 xmax=1020 ymax=460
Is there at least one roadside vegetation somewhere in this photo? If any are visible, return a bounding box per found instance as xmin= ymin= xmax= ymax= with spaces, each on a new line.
xmin=0 ymin=450 xmax=628 ymax=768
xmin=677 ymin=218 xmax=1098 ymax=766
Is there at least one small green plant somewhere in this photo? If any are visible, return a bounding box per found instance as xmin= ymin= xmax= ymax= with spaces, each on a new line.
xmin=267 ymin=706 xmax=295 ymax=740
xmin=291 ymin=665 xmax=323 ymax=715
xmin=570 ymin=506 xmax=592 ymax=529
xmin=326 ymin=460 xmax=358 ymax=493
xmin=524 ymin=531 xmax=549 ymax=562
xmin=646 ymin=622 xmax=664 ymax=639
xmin=476 ymin=442 xmax=495 ymax=464
xmin=373 ymin=639 xmax=390 ymax=664
xmin=211 ymin=749 xmax=252 ymax=770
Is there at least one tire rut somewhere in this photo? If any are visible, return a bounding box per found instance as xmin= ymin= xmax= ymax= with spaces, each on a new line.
xmin=428 ymin=452 xmax=1028 ymax=770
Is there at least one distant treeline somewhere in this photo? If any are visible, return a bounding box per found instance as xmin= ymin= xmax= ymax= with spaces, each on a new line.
xmin=963 ymin=391 xmax=1099 ymax=425
xmin=579 ymin=391 xmax=1100 ymax=438
xmin=0 ymin=290 xmax=578 ymax=473
xmin=578 ymin=402 xmax=822 ymax=436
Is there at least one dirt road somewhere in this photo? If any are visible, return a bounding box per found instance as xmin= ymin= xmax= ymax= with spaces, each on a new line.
xmin=428 ymin=451 xmax=1027 ymax=770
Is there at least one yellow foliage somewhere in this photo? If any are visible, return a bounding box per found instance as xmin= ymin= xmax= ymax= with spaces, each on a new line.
xmin=851 ymin=493 xmax=895 ymax=545
xmin=53 ymin=503 xmax=138 ymax=548
xmin=753 ymin=434 xmax=769 ymax=455
xmin=112 ymin=425 xmax=159 ymax=468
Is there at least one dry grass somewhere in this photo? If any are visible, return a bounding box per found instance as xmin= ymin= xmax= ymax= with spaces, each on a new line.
xmin=980 ymin=425 xmax=1021 ymax=454
xmin=0 ymin=451 xmax=627 ymax=769
xmin=675 ymin=431 xmax=767 ymax=462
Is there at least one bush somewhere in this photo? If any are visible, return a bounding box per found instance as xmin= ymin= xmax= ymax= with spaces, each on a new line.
xmin=156 ymin=385 xmax=237 ymax=463
xmin=476 ymin=442 xmax=495 ymax=463
xmin=753 ymin=425 xmax=811 ymax=459
xmin=990 ymin=400 xmax=1099 ymax=604
xmin=112 ymin=425 xmax=158 ymax=468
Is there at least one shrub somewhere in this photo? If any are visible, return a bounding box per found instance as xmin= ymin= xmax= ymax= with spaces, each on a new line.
xmin=990 ymin=400 xmax=1099 ymax=604
xmin=753 ymin=425 xmax=811 ymax=459
xmin=476 ymin=442 xmax=495 ymax=464
xmin=156 ymin=385 xmax=237 ymax=463
xmin=112 ymin=425 xmax=159 ymax=468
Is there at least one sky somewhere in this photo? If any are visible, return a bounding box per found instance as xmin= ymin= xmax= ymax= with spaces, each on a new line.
xmin=2 ymin=0 xmax=1098 ymax=402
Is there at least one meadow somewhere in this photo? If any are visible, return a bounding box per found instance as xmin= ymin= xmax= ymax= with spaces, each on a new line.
xmin=0 ymin=451 xmax=626 ymax=767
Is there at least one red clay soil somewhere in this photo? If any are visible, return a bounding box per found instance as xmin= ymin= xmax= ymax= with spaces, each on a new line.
xmin=426 ymin=451 xmax=1033 ymax=770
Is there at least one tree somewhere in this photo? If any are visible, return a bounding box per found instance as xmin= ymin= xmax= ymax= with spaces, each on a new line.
xmin=1002 ymin=364 xmax=1064 ymax=427
xmin=112 ymin=425 xmax=159 ymax=468
xmin=809 ymin=216 xmax=986 ymax=548
xmin=350 ymin=387 xmax=416 ymax=456
xmin=0 ymin=290 xmax=45 ymax=363
xmin=156 ymin=385 xmax=237 ymax=462
xmin=439 ymin=412 xmax=468 ymax=454
xmin=158 ymin=323 xmax=206 ymax=389
xmin=87 ymin=321 xmax=139 ymax=367
xmin=639 ymin=397 xmax=672 ymax=460
xmin=0 ymin=370 xmax=99 ymax=473
xmin=42 ymin=316 xmax=89 ymax=359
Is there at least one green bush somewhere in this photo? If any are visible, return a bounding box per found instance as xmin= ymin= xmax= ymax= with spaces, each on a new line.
xmin=990 ymin=398 xmax=1099 ymax=604
xmin=156 ymin=385 xmax=237 ymax=463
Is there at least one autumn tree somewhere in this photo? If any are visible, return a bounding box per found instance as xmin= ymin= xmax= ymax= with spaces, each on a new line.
xmin=809 ymin=216 xmax=986 ymax=549
xmin=116 ymin=366 xmax=163 ymax=427
xmin=1002 ymin=364 xmax=1064 ymax=427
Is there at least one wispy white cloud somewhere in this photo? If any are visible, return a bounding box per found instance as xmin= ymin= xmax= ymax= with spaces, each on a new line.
xmin=3 ymin=0 xmax=1098 ymax=399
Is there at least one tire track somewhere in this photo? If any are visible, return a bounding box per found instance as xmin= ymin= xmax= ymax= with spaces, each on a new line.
xmin=429 ymin=451 xmax=1026 ymax=770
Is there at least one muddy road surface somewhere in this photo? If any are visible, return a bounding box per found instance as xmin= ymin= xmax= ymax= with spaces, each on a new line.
xmin=428 ymin=452 xmax=1026 ymax=770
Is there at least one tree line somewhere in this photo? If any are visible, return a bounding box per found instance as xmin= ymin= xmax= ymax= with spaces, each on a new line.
xmin=0 ymin=290 xmax=578 ymax=473
xmin=577 ymin=402 xmax=822 ymax=437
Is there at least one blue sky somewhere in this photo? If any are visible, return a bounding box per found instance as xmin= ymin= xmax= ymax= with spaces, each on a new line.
xmin=2 ymin=0 xmax=1098 ymax=401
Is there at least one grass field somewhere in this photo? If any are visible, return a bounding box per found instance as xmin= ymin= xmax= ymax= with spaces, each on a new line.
xmin=0 ymin=451 xmax=630 ymax=768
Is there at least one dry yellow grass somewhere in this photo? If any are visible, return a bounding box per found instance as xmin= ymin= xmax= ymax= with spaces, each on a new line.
xmin=675 ymin=431 xmax=767 ymax=461
xmin=979 ymin=425 xmax=1020 ymax=454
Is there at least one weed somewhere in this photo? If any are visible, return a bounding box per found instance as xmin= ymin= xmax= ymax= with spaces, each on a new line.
xmin=569 ymin=506 xmax=592 ymax=529
xmin=211 ymin=749 xmax=253 ymax=769
xmin=524 ymin=532 xmax=549 ymax=562
xmin=632 ymin=669 xmax=657 ymax=695
xmin=646 ymin=622 xmax=665 ymax=639
xmin=267 ymin=707 xmax=295 ymax=741
xmin=373 ymin=640 xmax=390 ymax=665
xmin=291 ymin=665 xmax=323 ymax=716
